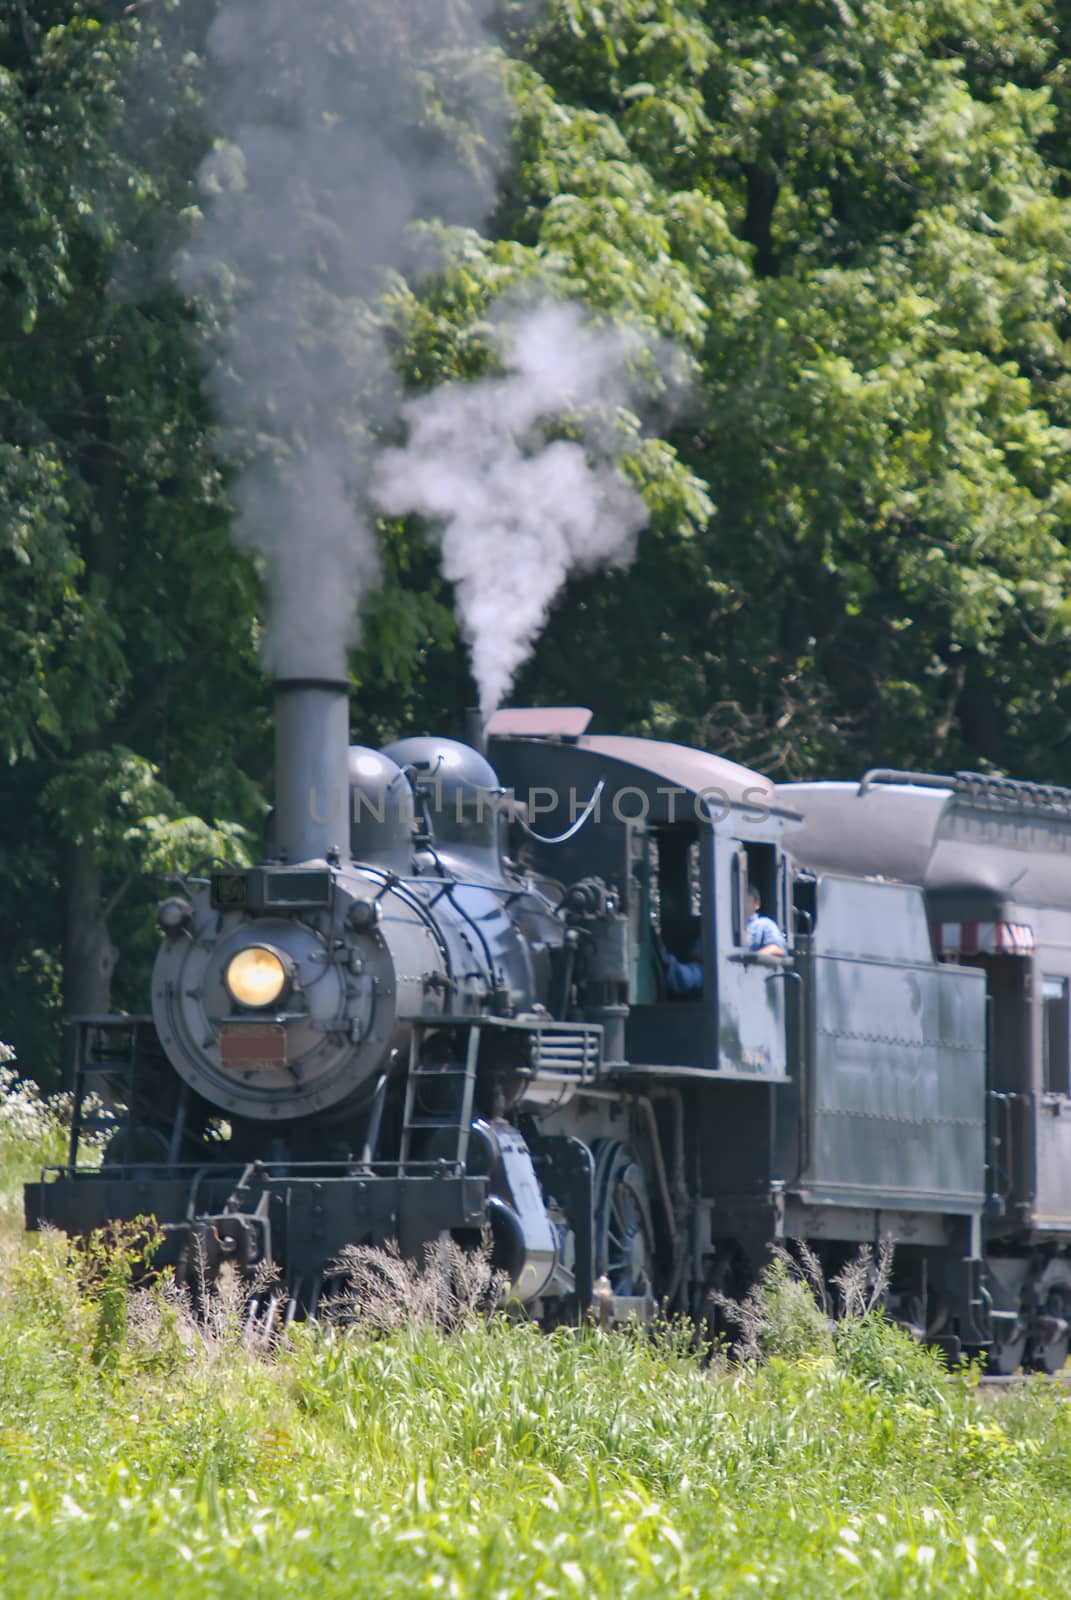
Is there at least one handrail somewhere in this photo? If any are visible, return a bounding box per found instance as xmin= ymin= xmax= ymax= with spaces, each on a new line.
xmin=858 ymin=767 xmax=1071 ymax=818
xmin=857 ymin=768 xmax=955 ymax=796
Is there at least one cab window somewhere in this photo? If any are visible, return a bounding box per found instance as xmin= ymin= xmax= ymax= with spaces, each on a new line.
xmin=732 ymin=841 xmax=783 ymax=947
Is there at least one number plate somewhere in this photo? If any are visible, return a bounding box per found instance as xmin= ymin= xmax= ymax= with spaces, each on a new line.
xmin=219 ymin=1023 xmax=287 ymax=1071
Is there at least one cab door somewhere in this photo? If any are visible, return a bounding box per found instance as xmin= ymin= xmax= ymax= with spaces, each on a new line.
xmin=712 ymin=832 xmax=789 ymax=1078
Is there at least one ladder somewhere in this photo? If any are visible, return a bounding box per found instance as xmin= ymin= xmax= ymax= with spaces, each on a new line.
xmin=398 ymin=1023 xmax=480 ymax=1174
xmin=67 ymin=1014 xmax=173 ymax=1166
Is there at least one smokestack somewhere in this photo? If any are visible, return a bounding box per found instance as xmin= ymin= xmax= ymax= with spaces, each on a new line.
xmin=273 ymin=679 xmax=351 ymax=864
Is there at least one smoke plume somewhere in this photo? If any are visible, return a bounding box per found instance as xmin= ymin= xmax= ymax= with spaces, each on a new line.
xmin=373 ymin=302 xmax=650 ymax=718
xmin=178 ymin=1 xmax=658 ymax=710
xmin=176 ymin=0 xmax=504 ymax=681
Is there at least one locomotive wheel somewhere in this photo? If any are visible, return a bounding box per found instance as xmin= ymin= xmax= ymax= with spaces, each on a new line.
xmin=592 ymin=1140 xmax=655 ymax=1298
xmin=1039 ymin=1292 xmax=1070 ymax=1376
xmin=988 ymin=1327 xmax=1028 ymax=1376
xmin=1040 ymin=1335 xmax=1069 ymax=1376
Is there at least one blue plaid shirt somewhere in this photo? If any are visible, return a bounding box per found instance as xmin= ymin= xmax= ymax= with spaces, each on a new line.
xmin=747 ymin=912 xmax=786 ymax=951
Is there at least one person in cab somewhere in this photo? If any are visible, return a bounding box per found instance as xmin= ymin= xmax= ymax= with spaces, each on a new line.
xmin=747 ymin=883 xmax=787 ymax=956
xmin=658 ymin=888 xmax=787 ymax=995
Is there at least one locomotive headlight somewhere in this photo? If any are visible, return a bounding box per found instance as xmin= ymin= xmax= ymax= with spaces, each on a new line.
xmin=224 ymin=945 xmax=290 ymax=1010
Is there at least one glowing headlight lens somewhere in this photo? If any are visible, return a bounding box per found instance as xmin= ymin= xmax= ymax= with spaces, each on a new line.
xmin=224 ymin=946 xmax=288 ymax=1009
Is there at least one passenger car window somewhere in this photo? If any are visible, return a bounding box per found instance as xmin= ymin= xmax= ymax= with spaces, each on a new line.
xmin=1042 ymin=976 xmax=1070 ymax=1095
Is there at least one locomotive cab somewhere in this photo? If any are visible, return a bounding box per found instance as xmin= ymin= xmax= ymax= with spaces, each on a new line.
xmin=488 ymin=715 xmax=796 ymax=1080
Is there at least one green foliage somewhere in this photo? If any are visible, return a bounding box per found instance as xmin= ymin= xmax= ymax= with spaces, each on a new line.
xmin=0 ymin=1062 xmax=73 ymax=1212
xmin=80 ymin=1220 xmax=162 ymax=1373
xmin=0 ymin=1233 xmax=1069 ymax=1596
xmin=0 ymin=4 xmax=264 ymax=1079
xmin=0 ymin=1054 xmax=114 ymax=1216
xmin=497 ymin=0 xmax=1071 ymax=775
xmin=834 ymin=1305 xmax=954 ymax=1408
xmin=42 ymin=748 xmax=252 ymax=876
xmin=751 ymin=1253 xmax=837 ymax=1363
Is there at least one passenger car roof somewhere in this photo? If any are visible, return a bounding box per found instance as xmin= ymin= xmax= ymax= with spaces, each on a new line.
xmin=777 ymin=781 xmax=952 ymax=882
xmin=778 ymin=773 xmax=1071 ymax=911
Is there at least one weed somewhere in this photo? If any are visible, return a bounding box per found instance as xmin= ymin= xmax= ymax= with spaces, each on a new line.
xmin=330 ymin=1233 xmax=507 ymax=1332
xmin=710 ymin=1242 xmax=835 ymax=1363
xmin=0 ymin=1059 xmax=114 ymax=1220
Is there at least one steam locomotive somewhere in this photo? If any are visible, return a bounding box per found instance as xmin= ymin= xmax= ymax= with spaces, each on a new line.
xmin=25 ymin=681 xmax=1071 ymax=1371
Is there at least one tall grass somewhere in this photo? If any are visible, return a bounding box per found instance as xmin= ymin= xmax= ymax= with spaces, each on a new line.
xmin=0 ymin=1057 xmax=76 ymax=1217
xmin=0 ymin=1088 xmax=1069 ymax=1596
xmin=0 ymin=1054 xmax=114 ymax=1226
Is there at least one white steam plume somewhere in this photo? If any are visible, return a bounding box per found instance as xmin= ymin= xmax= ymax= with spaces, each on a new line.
xmin=373 ymin=302 xmax=650 ymax=718
xmin=176 ymin=0 xmax=504 ymax=681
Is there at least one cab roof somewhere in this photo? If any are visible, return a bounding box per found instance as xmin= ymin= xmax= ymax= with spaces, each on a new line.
xmin=488 ymin=712 xmax=790 ymax=821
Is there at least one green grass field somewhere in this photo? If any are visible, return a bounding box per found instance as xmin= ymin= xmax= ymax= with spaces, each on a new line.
xmin=1 ymin=1092 xmax=1069 ymax=1598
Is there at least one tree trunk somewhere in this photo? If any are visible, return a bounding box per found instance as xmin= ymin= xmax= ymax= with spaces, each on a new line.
xmin=58 ymin=364 xmax=122 ymax=1089
xmin=742 ymin=162 xmax=780 ymax=279
xmin=59 ymin=837 xmax=117 ymax=1088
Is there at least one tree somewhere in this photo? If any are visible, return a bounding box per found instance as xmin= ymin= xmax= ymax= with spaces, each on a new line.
xmin=0 ymin=5 xmax=263 ymax=1082
xmin=499 ymin=2 xmax=1071 ymax=779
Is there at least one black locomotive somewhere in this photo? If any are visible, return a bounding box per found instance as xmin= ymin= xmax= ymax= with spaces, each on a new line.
xmin=25 ymin=683 xmax=1071 ymax=1371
